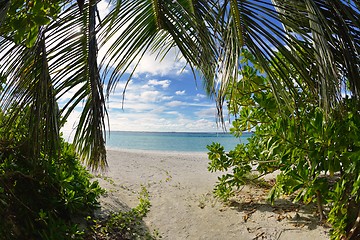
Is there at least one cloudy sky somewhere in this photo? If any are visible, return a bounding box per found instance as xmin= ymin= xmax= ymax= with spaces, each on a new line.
xmin=103 ymin=53 xmax=222 ymax=132
xmin=59 ymin=1 xmax=230 ymax=137
xmin=61 ymin=50 xmax=225 ymax=136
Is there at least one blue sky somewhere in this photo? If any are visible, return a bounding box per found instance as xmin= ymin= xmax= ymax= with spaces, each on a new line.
xmin=61 ymin=47 xmax=225 ymax=136
xmin=103 ymin=53 xmax=222 ymax=132
xmin=60 ymin=1 xmax=230 ymax=136
xmin=58 ymin=0 xmax=290 ymax=136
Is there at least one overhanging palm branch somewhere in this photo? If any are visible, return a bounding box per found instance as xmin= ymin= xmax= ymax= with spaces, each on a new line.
xmin=100 ymin=0 xmax=313 ymax=121
xmin=1 ymin=1 xmax=108 ymax=170
xmin=100 ymin=0 xmax=360 ymax=119
xmin=48 ymin=1 xmax=108 ymax=171
xmin=0 ymin=30 xmax=60 ymax=158
xmin=270 ymin=0 xmax=360 ymax=109
xmin=210 ymin=1 xmax=321 ymax=115
xmin=99 ymin=0 xmax=218 ymax=96
xmin=1 ymin=0 xmax=360 ymax=171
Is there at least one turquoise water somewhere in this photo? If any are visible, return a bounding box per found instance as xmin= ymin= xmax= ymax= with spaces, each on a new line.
xmin=106 ymin=131 xmax=252 ymax=152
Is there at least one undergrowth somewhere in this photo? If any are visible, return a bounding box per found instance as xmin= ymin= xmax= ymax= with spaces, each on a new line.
xmin=0 ymin=108 xmax=157 ymax=239
xmin=85 ymin=186 xmax=160 ymax=239
xmin=0 ymin=139 xmax=104 ymax=239
xmin=207 ymin=50 xmax=360 ymax=239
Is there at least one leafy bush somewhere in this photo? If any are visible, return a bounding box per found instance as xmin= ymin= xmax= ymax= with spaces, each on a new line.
xmin=0 ymin=110 xmax=104 ymax=239
xmin=0 ymin=106 xmax=158 ymax=239
xmin=0 ymin=140 xmax=104 ymax=239
xmin=207 ymin=50 xmax=360 ymax=240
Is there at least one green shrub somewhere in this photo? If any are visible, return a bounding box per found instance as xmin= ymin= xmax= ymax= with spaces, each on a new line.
xmin=0 ymin=90 xmax=155 ymax=240
xmin=0 ymin=136 xmax=104 ymax=239
xmin=207 ymin=49 xmax=360 ymax=240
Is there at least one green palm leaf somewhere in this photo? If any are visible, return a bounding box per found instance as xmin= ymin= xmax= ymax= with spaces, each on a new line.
xmin=0 ymin=31 xmax=60 ymax=158
xmin=0 ymin=0 xmax=10 ymax=24
xmin=1 ymin=0 xmax=360 ymax=171
xmin=1 ymin=1 xmax=108 ymax=170
xmin=47 ymin=1 xmax=108 ymax=170
xmin=99 ymin=0 xmax=217 ymax=95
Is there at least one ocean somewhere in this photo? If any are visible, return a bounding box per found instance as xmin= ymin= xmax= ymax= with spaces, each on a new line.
xmin=106 ymin=131 xmax=252 ymax=152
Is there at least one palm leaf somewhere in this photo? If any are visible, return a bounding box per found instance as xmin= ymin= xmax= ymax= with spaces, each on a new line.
xmin=271 ymin=0 xmax=360 ymax=108
xmin=73 ymin=1 xmax=107 ymax=171
xmin=1 ymin=1 xmax=108 ymax=170
xmin=210 ymin=0 xmax=360 ymax=116
xmin=99 ymin=0 xmax=217 ymax=97
xmin=46 ymin=1 xmax=108 ymax=171
xmin=0 ymin=30 xmax=60 ymax=158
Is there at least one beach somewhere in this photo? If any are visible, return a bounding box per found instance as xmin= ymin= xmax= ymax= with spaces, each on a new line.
xmin=94 ymin=149 xmax=330 ymax=240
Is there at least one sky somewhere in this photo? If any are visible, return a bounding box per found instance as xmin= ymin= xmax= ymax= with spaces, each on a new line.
xmin=61 ymin=48 xmax=226 ymax=137
xmin=60 ymin=1 xmax=230 ymax=137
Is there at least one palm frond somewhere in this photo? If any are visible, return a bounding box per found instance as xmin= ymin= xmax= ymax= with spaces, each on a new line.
xmin=1 ymin=1 xmax=108 ymax=170
xmin=0 ymin=30 xmax=60 ymax=158
xmin=73 ymin=1 xmax=107 ymax=171
xmin=99 ymin=0 xmax=217 ymax=97
xmin=209 ymin=1 xmax=312 ymax=119
xmin=271 ymin=0 xmax=360 ymax=108
xmin=326 ymin=1 xmax=360 ymax=97
xmin=211 ymin=0 xmax=360 ymax=115
xmin=46 ymin=1 xmax=108 ymax=171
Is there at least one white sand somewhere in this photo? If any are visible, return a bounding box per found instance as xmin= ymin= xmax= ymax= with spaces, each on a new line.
xmin=94 ymin=149 xmax=330 ymax=240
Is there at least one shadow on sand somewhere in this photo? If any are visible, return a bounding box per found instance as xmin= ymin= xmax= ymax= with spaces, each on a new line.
xmin=84 ymin=189 xmax=155 ymax=239
xmin=227 ymin=185 xmax=329 ymax=231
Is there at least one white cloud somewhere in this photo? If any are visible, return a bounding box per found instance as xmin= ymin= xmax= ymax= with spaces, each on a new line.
xmin=175 ymin=90 xmax=186 ymax=95
xmin=109 ymin=101 xmax=160 ymax=112
xmin=148 ymin=79 xmax=171 ymax=89
xmin=194 ymin=93 xmax=206 ymax=101
xmin=106 ymin=110 xmax=220 ymax=132
xmin=139 ymin=91 xmax=162 ymax=102
xmin=166 ymin=101 xmax=184 ymax=107
xmin=61 ymin=109 xmax=82 ymax=142
xmin=57 ymin=84 xmax=83 ymax=105
xmin=161 ymin=96 xmax=173 ymax=101
xmin=60 ymin=98 xmax=223 ymax=139
xmin=108 ymin=85 xmax=172 ymax=113
xmin=108 ymin=79 xmax=168 ymax=102
xmin=165 ymin=111 xmax=181 ymax=116
xmin=196 ymin=107 xmax=217 ymax=118
xmin=131 ymin=49 xmax=188 ymax=76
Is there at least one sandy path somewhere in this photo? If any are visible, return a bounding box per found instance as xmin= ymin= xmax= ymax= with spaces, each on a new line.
xmin=94 ymin=149 xmax=330 ymax=240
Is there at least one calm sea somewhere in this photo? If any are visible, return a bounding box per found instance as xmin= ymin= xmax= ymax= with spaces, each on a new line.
xmin=106 ymin=131 xmax=252 ymax=152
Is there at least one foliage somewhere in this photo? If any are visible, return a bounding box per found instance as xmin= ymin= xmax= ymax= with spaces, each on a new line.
xmin=1 ymin=1 xmax=360 ymax=169
xmin=85 ymin=186 xmax=160 ymax=240
xmin=0 ymin=0 xmax=62 ymax=47
xmin=207 ymin=49 xmax=360 ymax=240
xmin=0 ymin=87 xmax=156 ymax=240
xmin=0 ymin=110 xmax=104 ymax=239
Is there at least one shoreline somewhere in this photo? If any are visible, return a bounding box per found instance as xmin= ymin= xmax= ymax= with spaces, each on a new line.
xmin=95 ymin=149 xmax=330 ymax=239
xmin=106 ymin=147 xmax=209 ymax=156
